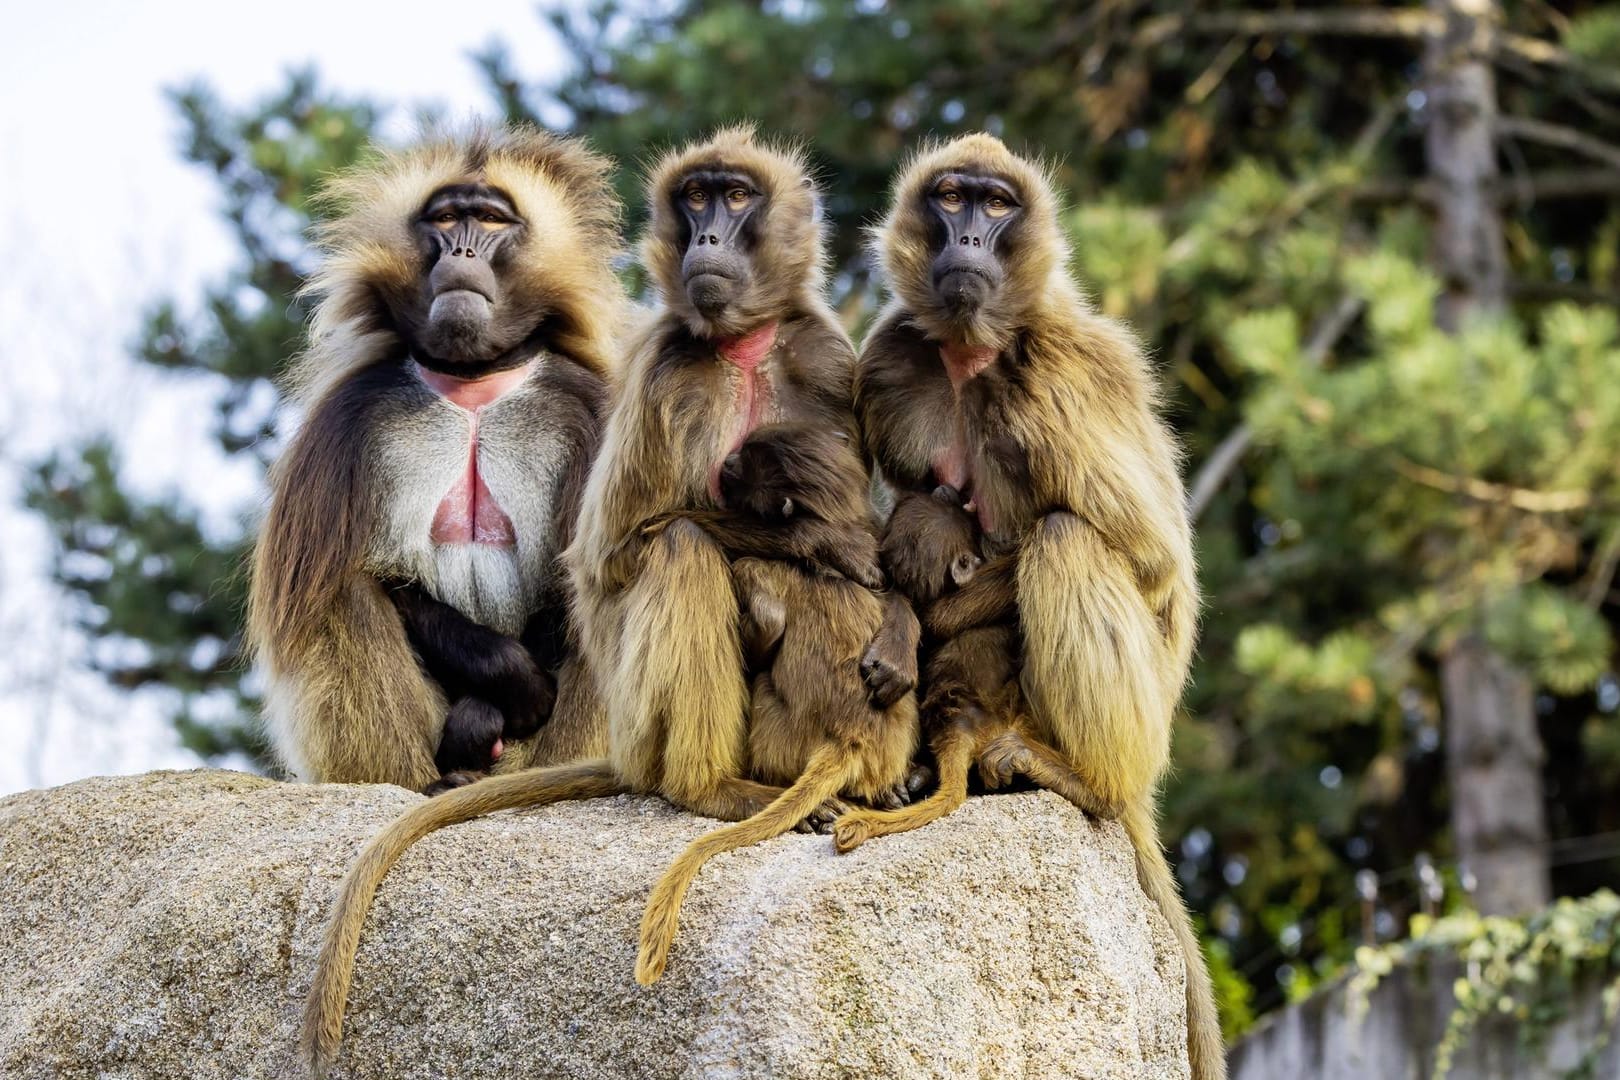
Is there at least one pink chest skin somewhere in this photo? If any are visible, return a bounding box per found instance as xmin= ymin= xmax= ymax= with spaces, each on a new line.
xmin=708 ymin=322 xmax=780 ymax=500
xmin=929 ymin=342 xmax=999 ymax=532
xmin=417 ymin=362 xmax=534 ymax=546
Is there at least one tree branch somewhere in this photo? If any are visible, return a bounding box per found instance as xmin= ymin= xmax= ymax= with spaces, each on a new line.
xmin=1188 ymin=295 xmax=1365 ymax=522
xmin=1388 ymin=457 xmax=1590 ymax=513
xmin=1497 ymin=116 xmax=1620 ymax=170
xmin=1135 ymin=9 xmax=1439 ymax=49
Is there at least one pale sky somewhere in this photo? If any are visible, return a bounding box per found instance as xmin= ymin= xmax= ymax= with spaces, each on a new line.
xmin=0 ymin=0 xmax=578 ymax=794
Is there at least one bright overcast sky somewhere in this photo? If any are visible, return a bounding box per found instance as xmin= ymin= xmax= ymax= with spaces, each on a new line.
xmin=0 ymin=0 xmax=577 ymax=794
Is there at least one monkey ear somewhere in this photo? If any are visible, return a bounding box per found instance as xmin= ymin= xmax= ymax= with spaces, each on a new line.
xmin=950 ymin=553 xmax=982 ymax=587
xmin=781 ymin=497 xmax=797 ymax=518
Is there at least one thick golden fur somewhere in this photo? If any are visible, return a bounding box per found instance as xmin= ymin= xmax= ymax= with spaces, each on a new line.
xmin=635 ymin=426 xmax=920 ymax=985
xmin=841 ymin=134 xmax=1221 ymax=1080
xmin=299 ymin=130 xmax=864 ymax=1077
xmin=250 ymin=124 xmax=625 ymax=794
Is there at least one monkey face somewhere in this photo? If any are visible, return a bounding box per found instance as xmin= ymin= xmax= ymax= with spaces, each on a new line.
xmin=405 ymin=183 xmax=534 ymax=370
xmin=717 ymin=424 xmax=863 ymax=523
xmin=674 ymin=169 xmax=764 ymax=320
xmin=925 ymin=172 xmax=1022 ymax=318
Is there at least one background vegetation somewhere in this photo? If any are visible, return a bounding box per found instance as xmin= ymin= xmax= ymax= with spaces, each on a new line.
xmin=26 ymin=0 xmax=1620 ymax=1034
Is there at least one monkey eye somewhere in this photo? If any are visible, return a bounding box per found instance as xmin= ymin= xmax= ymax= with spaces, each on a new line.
xmin=432 ymin=211 xmax=458 ymax=227
xmin=725 ymin=188 xmax=751 ymax=211
xmin=985 ymin=195 xmax=1014 ymax=219
xmin=684 ymin=188 xmax=708 ymax=211
xmin=936 ymin=189 xmax=963 ymax=212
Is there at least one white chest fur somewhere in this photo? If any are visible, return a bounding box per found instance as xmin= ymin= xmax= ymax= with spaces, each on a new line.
xmin=363 ymin=361 xmax=571 ymax=636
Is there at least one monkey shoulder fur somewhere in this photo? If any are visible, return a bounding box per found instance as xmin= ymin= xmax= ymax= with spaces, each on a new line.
xmin=840 ymin=134 xmax=1223 ymax=1080
xmin=248 ymin=127 xmax=626 ymax=795
xmin=634 ymin=422 xmax=920 ymax=984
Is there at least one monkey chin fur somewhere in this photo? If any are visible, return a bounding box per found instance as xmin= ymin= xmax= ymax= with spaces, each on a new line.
xmin=431 ymin=543 xmax=531 ymax=637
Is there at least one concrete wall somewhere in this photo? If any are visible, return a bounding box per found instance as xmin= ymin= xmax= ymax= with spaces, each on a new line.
xmin=1229 ymin=963 xmax=1619 ymax=1080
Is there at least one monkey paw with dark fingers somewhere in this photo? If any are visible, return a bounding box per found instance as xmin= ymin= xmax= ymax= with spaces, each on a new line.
xmin=977 ymin=731 xmax=1029 ymax=790
xmin=434 ymin=697 xmax=507 ymax=774
xmin=794 ymin=798 xmax=853 ymax=834
xmin=481 ymin=639 xmax=557 ymax=740
xmin=904 ymin=761 xmax=936 ymax=799
xmin=421 ymin=769 xmax=489 ymax=796
xmin=859 ymin=646 xmax=916 ymax=709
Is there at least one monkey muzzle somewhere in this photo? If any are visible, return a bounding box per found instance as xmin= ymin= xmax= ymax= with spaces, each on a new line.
xmin=682 ymin=204 xmax=752 ymax=316
xmin=932 ymin=205 xmax=1009 ymax=314
xmin=428 ymin=224 xmax=501 ymax=333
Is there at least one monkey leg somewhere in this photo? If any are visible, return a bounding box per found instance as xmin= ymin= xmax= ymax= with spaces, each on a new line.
xmin=860 ymin=591 xmax=921 ymax=709
xmin=833 ymin=720 xmax=980 ymax=853
xmin=636 ymin=744 xmax=852 ymax=986
xmin=976 ymin=729 xmax=1122 ymax=820
xmin=607 ymin=518 xmax=754 ymax=814
xmin=1016 ymin=511 xmax=1176 ymax=810
xmin=302 ymin=759 xmax=625 ymax=1078
xmin=1121 ymin=796 xmax=1226 ymax=1080
xmin=264 ymin=579 xmax=444 ymax=789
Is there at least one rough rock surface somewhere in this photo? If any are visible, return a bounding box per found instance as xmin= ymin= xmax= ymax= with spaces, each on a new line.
xmin=0 ymin=770 xmax=1189 ymax=1080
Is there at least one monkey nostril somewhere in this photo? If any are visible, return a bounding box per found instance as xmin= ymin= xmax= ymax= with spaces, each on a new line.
xmin=708 ymin=234 xmax=719 ymax=245
xmin=465 ymin=249 xmax=476 ymax=258
xmin=972 ymin=237 xmax=982 ymax=247
xmin=960 ymin=236 xmax=969 ymax=245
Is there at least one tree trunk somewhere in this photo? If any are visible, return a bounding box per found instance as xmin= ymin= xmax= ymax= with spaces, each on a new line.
xmin=1439 ymin=637 xmax=1551 ymax=915
xmin=1424 ymin=0 xmax=1551 ymax=914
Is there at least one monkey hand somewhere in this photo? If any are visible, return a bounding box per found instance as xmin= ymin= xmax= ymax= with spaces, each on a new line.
xmin=860 ymin=641 xmax=916 ymax=709
xmin=860 ymin=591 xmax=921 ymax=708
xmin=481 ymin=639 xmax=557 ymax=741
xmin=805 ymin=525 xmax=885 ymax=591
xmin=435 ymin=697 xmax=507 ymax=775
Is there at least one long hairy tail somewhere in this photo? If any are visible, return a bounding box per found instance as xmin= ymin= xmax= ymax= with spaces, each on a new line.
xmin=1122 ymin=797 xmax=1226 ymax=1080
xmin=301 ymin=758 xmax=624 ymax=1079
xmin=831 ymin=727 xmax=975 ymax=853
xmin=635 ymin=745 xmax=848 ymax=986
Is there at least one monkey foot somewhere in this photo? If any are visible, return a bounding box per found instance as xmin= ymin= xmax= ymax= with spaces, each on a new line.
xmin=422 ymin=769 xmax=488 ymax=796
xmin=795 ymin=798 xmax=852 ymax=835
xmin=976 ymin=732 xmax=1029 ymax=790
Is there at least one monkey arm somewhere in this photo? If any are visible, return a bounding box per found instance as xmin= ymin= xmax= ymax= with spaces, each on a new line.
xmin=924 ymin=556 xmax=1019 ymax=639
xmin=1014 ymin=511 xmax=1179 ymax=809
xmin=643 ymin=510 xmax=884 ymax=591
xmin=385 ymin=580 xmax=556 ymax=740
xmin=859 ymin=592 xmax=920 ymax=709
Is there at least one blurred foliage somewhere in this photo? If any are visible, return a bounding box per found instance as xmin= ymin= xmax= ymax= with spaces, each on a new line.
xmin=22 ymin=0 xmax=1620 ymax=1036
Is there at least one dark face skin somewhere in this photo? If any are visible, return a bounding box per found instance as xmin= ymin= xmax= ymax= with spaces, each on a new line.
xmin=675 ymin=169 xmax=764 ymax=319
xmin=404 ymin=183 xmax=534 ymax=374
xmin=926 ymin=172 xmax=1022 ymax=317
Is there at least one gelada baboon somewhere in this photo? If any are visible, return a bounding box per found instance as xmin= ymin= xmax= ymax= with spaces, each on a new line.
xmin=300 ymin=128 xmax=914 ymax=1076
xmin=248 ymin=127 xmax=623 ymax=794
xmin=634 ymin=422 xmax=920 ymax=985
xmin=835 ymin=134 xmax=1222 ymax=1079
xmin=871 ymin=487 xmax=1117 ymax=827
